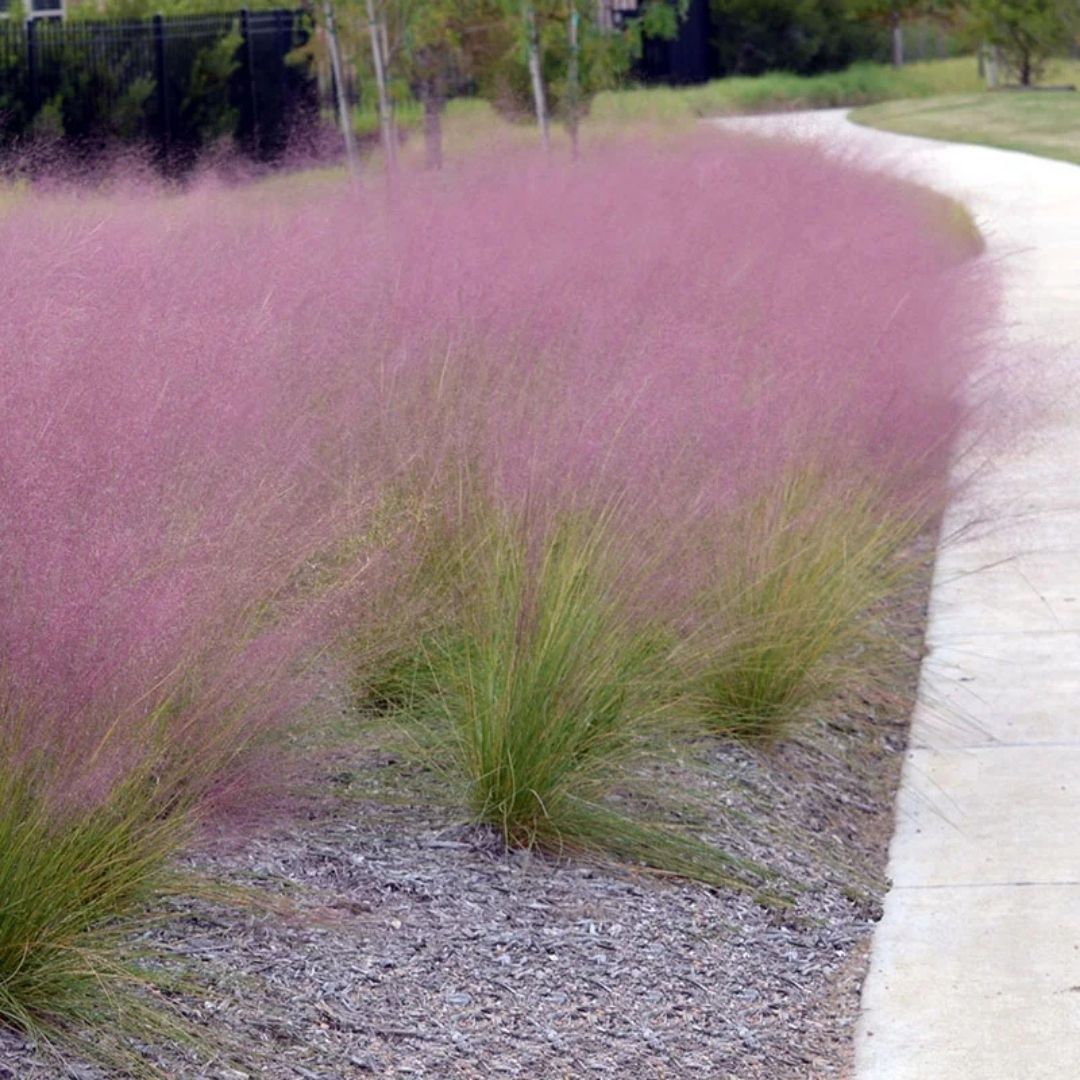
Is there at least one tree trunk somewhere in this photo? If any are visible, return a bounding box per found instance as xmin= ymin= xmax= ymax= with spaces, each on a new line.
xmin=380 ymin=19 xmax=395 ymax=134
xmin=422 ymin=85 xmax=444 ymax=171
xmin=522 ymin=1 xmax=550 ymax=152
xmin=890 ymin=10 xmax=904 ymax=68
xmin=365 ymin=0 xmax=396 ymax=173
xmin=1020 ymin=50 xmax=1032 ymax=86
xmin=322 ymin=0 xmax=359 ymax=175
xmin=566 ymin=2 xmax=581 ymax=160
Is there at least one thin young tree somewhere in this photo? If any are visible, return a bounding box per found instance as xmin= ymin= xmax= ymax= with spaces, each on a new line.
xmin=365 ymin=0 xmax=398 ymax=170
xmin=322 ymin=0 xmax=360 ymax=173
xmin=565 ymin=0 xmax=582 ymax=158
xmin=563 ymin=0 xmax=686 ymax=154
xmin=380 ymin=0 xmax=504 ymax=170
xmin=968 ymin=0 xmax=1078 ymax=85
xmin=520 ymin=0 xmax=551 ymax=150
xmin=397 ymin=0 xmax=466 ymax=170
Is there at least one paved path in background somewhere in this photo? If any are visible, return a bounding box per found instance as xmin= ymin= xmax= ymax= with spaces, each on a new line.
xmin=715 ymin=111 xmax=1080 ymax=1079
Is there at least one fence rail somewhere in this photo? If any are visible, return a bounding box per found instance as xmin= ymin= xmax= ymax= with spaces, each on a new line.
xmin=0 ymin=8 xmax=315 ymax=170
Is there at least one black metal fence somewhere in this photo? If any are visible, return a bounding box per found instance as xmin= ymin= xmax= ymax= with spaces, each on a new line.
xmin=0 ymin=8 xmax=316 ymax=169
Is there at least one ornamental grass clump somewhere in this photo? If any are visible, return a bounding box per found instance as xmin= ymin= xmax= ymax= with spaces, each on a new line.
xmin=338 ymin=133 xmax=988 ymax=877
xmin=383 ymin=493 xmax=760 ymax=889
xmin=422 ymin=505 xmax=658 ymax=845
xmin=0 ymin=756 xmax=187 ymax=1069
xmin=0 ymin=185 xmax=379 ymax=1060
xmin=694 ymin=470 xmax=923 ymax=741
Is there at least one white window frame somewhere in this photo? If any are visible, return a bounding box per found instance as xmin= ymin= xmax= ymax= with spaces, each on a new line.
xmin=0 ymin=0 xmax=67 ymax=19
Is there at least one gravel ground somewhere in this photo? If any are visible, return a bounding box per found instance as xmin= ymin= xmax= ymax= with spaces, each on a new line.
xmin=1 ymin=544 xmax=931 ymax=1080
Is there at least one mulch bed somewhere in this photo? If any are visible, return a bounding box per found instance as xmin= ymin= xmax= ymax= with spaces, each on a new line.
xmin=0 ymin=541 xmax=932 ymax=1080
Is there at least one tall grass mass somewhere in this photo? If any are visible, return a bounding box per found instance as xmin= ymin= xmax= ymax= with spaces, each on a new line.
xmin=0 ymin=132 xmax=992 ymax=1059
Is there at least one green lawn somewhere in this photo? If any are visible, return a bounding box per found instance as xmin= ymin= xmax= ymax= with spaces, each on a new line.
xmin=853 ymin=82 xmax=1080 ymax=167
xmin=589 ymin=54 xmax=1080 ymax=171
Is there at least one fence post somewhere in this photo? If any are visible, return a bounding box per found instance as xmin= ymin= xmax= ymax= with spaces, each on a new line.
xmin=25 ymin=17 xmax=37 ymax=120
xmin=153 ymin=13 xmax=169 ymax=158
xmin=240 ymin=8 xmax=259 ymax=154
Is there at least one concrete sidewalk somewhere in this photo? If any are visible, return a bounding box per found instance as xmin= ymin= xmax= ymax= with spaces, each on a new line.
xmin=715 ymin=112 xmax=1080 ymax=1079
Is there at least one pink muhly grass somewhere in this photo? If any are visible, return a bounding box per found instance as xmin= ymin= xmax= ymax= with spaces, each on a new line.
xmin=0 ymin=132 xmax=994 ymax=820
xmin=0 ymin=134 xmax=995 ymax=1051
xmin=0 ymin=196 xmax=371 ymax=808
xmin=0 ymin=132 xmax=992 ymax=804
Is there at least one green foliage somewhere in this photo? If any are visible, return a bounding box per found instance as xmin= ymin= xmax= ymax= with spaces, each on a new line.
xmin=181 ymin=29 xmax=242 ymax=143
xmin=1 ymin=9 xmax=307 ymax=159
xmin=589 ymin=57 xmax=984 ymax=123
xmin=364 ymin=492 xmax=756 ymax=889
xmin=640 ymin=0 xmax=687 ymax=41
xmin=0 ymin=9 xmax=28 ymax=135
xmin=53 ymin=55 xmax=156 ymax=142
xmin=79 ymin=0 xmax=284 ymax=16
xmin=0 ymin=759 xmax=189 ymax=1070
xmin=966 ymin=0 xmax=1078 ymax=84
xmin=692 ymin=472 xmax=917 ymax=740
xmin=709 ymin=0 xmax=883 ymax=76
xmin=394 ymin=0 xmax=470 ymax=93
xmin=847 ymin=0 xmax=956 ymax=35
xmin=618 ymin=0 xmax=687 ymax=64
xmin=461 ymin=0 xmax=687 ymax=120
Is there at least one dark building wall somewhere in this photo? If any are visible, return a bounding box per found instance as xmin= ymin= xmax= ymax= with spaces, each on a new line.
xmin=635 ymin=0 xmax=893 ymax=85
xmin=637 ymin=0 xmax=716 ymax=84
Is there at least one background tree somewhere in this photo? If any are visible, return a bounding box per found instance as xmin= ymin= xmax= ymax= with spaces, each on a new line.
xmin=399 ymin=0 xmax=463 ymax=168
xmin=322 ymin=1 xmax=359 ymax=172
xmin=965 ymin=0 xmax=1078 ymax=84
xmin=708 ymin=0 xmax=880 ymax=76
xmin=520 ymin=0 xmax=552 ymax=148
xmin=846 ymin=0 xmax=959 ymax=66
xmin=849 ymin=0 xmax=944 ymax=66
xmin=372 ymin=0 xmax=685 ymax=158
xmin=391 ymin=0 xmax=507 ymax=168
xmin=365 ymin=0 xmax=397 ymax=169
xmin=566 ymin=0 xmax=582 ymax=156
xmin=526 ymin=0 xmax=685 ymax=147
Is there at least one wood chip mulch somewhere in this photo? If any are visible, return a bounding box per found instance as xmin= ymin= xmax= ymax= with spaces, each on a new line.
xmin=1 ymin=542 xmax=932 ymax=1080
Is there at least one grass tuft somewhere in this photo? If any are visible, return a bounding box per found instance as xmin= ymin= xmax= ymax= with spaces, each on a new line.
xmin=408 ymin=503 xmax=658 ymax=837
xmin=377 ymin=495 xmax=759 ymax=889
xmin=693 ymin=471 xmax=920 ymax=740
xmin=0 ymin=756 xmax=190 ymax=1073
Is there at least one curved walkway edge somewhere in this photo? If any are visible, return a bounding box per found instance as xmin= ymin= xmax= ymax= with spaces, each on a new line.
xmin=714 ymin=110 xmax=1080 ymax=1079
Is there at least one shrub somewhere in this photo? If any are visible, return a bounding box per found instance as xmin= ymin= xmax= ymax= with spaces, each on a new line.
xmin=0 ymin=10 xmax=312 ymax=169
